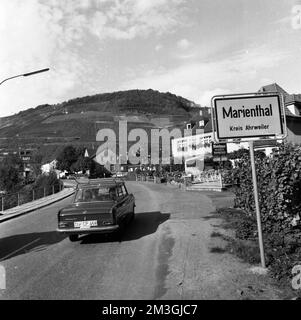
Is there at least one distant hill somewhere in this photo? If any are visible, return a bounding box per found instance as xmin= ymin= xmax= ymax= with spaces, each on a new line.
xmin=0 ymin=89 xmax=202 ymax=163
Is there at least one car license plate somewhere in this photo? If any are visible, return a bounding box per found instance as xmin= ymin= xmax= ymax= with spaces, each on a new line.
xmin=74 ymin=220 xmax=98 ymax=228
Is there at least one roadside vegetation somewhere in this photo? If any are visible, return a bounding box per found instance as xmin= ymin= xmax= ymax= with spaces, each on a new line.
xmin=220 ymin=143 xmax=301 ymax=298
xmin=0 ymin=154 xmax=61 ymax=210
xmin=56 ymin=145 xmax=111 ymax=178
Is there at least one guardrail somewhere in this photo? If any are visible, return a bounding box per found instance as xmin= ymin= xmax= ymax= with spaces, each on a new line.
xmin=0 ymin=182 xmax=63 ymax=212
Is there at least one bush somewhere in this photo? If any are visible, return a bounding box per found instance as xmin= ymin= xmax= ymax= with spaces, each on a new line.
xmin=225 ymin=143 xmax=301 ymax=231
xmin=1 ymin=171 xmax=61 ymax=210
xmin=224 ymin=143 xmax=301 ymax=281
xmin=0 ymin=154 xmax=24 ymax=193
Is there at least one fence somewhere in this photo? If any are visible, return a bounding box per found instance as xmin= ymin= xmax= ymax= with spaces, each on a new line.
xmin=135 ymin=170 xmax=229 ymax=189
xmin=136 ymin=175 xmax=157 ymax=183
xmin=0 ymin=182 xmax=63 ymax=212
xmin=193 ymin=170 xmax=223 ymax=184
xmin=135 ymin=174 xmax=188 ymax=189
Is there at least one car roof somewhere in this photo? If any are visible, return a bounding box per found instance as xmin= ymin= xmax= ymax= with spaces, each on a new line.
xmin=75 ymin=178 xmax=124 ymax=189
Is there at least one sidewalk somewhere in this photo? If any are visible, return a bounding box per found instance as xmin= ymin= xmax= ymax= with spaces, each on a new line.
xmin=0 ymin=187 xmax=75 ymax=223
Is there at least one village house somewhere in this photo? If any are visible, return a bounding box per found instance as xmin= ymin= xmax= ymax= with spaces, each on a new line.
xmin=172 ymin=83 xmax=301 ymax=175
xmin=258 ymin=83 xmax=301 ymax=144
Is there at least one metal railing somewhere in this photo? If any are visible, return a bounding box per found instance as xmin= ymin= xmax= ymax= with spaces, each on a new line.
xmin=0 ymin=182 xmax=63 ymax=212
xmin=135 ymin=174 xmax=188 ymax=189
xmin=136 ymin=170 xmax=228 ymax=186
xmin=193 ymin=170 xmax=223 ymax=184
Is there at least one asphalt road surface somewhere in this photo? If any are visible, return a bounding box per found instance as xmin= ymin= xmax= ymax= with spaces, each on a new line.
xmin=0 ymin=182 xmax=280 ymax=300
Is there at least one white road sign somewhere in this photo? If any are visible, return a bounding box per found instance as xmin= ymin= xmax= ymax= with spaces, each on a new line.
xmin=212 ymin=93 xmax=286 ymax=142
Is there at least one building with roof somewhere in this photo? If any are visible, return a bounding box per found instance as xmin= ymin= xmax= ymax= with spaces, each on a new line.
xmin=183 ymin=83 xmax=301 ymax=147
xmin=258 ymin=83 xmax=301 ymax=144
xmin=172 ymin=83 xmax=301 ymax=175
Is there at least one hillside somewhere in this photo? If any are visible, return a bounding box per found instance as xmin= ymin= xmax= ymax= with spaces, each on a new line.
xmin=0 ymin=89 xmax=202 ymax=162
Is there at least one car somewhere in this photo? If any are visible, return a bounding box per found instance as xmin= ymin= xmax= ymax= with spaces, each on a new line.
xmin=57 ymin=178 xmax=135 ymax=242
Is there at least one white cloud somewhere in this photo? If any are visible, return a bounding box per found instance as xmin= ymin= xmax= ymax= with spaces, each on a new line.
xmin=0 ymin=0 xmax=96 ymax=116
xmin=0 ymin=0 xmax=190 ymax=116
xmin=121 ymin=45 xmax=291 ymax=106
xmin=155 ymin=44 xmax=163 ymax=51
xmin=1 ymin=0 xmax=294 ymax=119
xmin=177 ymin=38 xmax=191 ymax=50
xmin=90 ymin=0 xmax=187 ymax=40
xmin=198 ymin=89 xmax=232 ymax=107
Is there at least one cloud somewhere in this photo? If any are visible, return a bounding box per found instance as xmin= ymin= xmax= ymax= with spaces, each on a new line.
xmin=0 ymin=0 xmax=190 ymax=117
xmin=177 ymin=38 xmax=191 ymax=50
xmin=0 ymin=0 xmax=100 ymax=117
xmin=198 ymin=89 xmax=232 ymax=106
xmin=121 ymin=45 xmax=291 ymax=106
xmin=89 ymin=0 xmax=188 ymax=40
xmin=155 ymin=44 xmax=163 ymax=51
xmin=0 ymin=0 xmax=191 ymax=117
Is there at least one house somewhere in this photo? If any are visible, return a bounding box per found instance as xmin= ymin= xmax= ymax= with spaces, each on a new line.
xmin=258 ymin=83 xmax=301 ymax=144
xmin=172 ymin=108 xmax=251 ymax=175
xmin=172 ymin=83 xmax=301 ymax=175
xmin=41 ymin=159 xmax=57 ymax=173
xmin=40 ymin=159 xmax=64 ymax=178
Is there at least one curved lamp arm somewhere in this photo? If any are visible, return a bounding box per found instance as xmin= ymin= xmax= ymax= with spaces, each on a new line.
xmin=0 ymin=68 xmax=49 ymax=86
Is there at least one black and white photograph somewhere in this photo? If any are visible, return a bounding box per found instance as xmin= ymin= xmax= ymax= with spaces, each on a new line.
xmin=0 ymin=0 xmax=301 ymax=309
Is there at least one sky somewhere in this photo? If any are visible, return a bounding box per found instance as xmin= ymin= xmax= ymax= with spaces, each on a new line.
xmin=0 ymin=0 xmax=301 ymax=117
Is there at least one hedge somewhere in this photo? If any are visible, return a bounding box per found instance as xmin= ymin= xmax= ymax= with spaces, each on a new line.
xmin=224 ymin=143 xmax=301 ymax=231
xmin=224 ymin=143 xmax=301 ymax=280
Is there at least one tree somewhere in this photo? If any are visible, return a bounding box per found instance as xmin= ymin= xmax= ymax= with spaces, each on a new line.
xmin=56 ymin=145 xmax=79 ymax=173
xmin=34 ymin=171 xmax=59 ymax=189
xmin=89 ymin=161 xmax=111 ymax=178
xmin=228 ymin=148 xmax=266 ymax=161
xmin=228 ymin=148 xmax=249 ymax=160
xmin=0 ymin=155 xmax=24 ymax=193
xmin=29 ymin=153 xmax=43 ymax=180
xmin=71 ymin=156 xmax=92 ymax=173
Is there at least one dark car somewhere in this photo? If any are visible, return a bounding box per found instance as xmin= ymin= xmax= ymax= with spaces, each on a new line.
xmin=57 ymin=178 xmax=135 ymax=242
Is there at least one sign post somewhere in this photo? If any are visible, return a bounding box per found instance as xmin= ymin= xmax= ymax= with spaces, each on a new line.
xmin=211 ymin=92 xmax=287 ymax=269
xmin=249 ymin=140 xmax=266 ymax=268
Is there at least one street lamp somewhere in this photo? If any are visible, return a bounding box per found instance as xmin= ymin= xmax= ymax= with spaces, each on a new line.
xmin=0 ymin=68 xmax=50 ymax=86
xmin=0 ymin=67 xmax=50 ymax=182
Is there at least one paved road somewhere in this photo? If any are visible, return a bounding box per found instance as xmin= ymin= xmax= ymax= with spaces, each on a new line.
xmin=0 ymin=182 xmax=280 ymax=300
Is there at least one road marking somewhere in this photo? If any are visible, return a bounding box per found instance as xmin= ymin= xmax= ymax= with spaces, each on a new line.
xmin=1 ymin=238 xmax=41 ymax=261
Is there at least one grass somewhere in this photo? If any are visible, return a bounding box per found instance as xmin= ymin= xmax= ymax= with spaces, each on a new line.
xmin=211 ymin=208 xmax=259 ymax=263
xmin=214 ymin=207 xmax=301 ymax=299
xmin=225 ymin=239 xmax=261 ymax=264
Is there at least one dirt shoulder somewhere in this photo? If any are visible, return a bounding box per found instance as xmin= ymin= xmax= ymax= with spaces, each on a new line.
xmin=133 ymin=182 xmax=283 ymax=300
xmin=202 ymin=190 xmax=296 ymax=300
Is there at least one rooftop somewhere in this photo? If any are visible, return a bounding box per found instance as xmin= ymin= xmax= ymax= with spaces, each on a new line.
xmin=258 ymin=83 xmax=301 ymax=117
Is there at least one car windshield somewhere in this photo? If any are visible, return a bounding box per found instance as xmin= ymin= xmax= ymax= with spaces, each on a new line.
xmin=74 ymin=187 xmax=116 ymax=202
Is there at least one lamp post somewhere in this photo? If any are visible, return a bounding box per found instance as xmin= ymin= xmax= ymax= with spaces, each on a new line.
xmin=0 ymin=67 xmax=50 ymax=191
xmin=0 ymin=68 xmax=50 ymax=86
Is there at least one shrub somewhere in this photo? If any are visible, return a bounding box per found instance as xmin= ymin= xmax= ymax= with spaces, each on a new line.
xmin=224 ymin=143 xmax=301 ymax=280
xmin=225 ymin=143 xmax=301 ymax=231
xmin=33 ymin=171 xmax=60 ymax=189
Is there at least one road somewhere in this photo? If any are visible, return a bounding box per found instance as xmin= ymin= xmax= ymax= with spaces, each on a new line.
xmin=0 ymin=182 xmax=280 ymax=300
